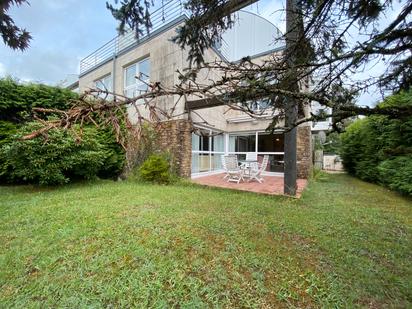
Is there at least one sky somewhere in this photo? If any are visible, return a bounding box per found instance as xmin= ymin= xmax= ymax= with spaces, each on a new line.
xmin=0 ymin=0 xmax=404 ymax=106
xmin=0 ymin=0 xmax=118 ymax=85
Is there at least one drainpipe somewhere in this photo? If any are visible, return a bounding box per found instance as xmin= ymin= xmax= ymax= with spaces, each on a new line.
xmin=112 ymin=52 xmax=117 ymax=101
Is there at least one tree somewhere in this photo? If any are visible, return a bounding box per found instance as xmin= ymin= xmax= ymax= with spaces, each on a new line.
xmin=0 ymin=0 xmax=32 ymax=50
xmin=23 ymin=0 xmax=411 ymax=195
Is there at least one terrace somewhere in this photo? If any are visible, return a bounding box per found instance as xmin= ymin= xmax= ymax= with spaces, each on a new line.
xmin=79 ymin=0 xmax=230 ymax=76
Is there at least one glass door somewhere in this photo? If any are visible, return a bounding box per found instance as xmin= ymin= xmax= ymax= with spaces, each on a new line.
xmin=228 ymin=131 xmax=284 ymax=173
xmin=191 ymin=130 xmax=225 ymax=175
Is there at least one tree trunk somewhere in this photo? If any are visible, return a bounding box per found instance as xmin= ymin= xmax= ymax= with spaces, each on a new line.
xmin=283 ymin=0 xmax=301 ymax=196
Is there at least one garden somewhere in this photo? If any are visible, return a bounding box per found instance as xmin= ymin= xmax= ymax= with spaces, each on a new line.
xmin=1 ymin=173 xmax=411 ymax=307
xmin=0 ymin=79 xmax=411 ymax=307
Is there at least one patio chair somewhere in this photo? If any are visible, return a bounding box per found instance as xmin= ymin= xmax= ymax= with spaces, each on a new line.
xmin=221 ymin=154 xmax=232 ymax=179
xmin=248 ymin=155 xmax=269 ymax=183
xmin=246 ymin=152 xmax=257 ymax=161
xmin=222 ymin=155 xmax=244 ymax=183
xmin=240 ymin=152 xmax=258 ymax=172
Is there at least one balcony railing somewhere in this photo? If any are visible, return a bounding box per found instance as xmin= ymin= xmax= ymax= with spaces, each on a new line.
xmin=80 ymin=0 xmax=190 ymax=75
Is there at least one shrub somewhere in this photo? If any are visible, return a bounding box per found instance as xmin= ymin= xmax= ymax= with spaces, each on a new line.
xmin=378 ymin=156 xmax=412 ymax=195
xmin=0 ymin=121 xmax=19 ymax=148
xmin=139 ymin=154 xmax=173 ymax=184
xmin=0 ymin=122 xmax=122 ymax=185
xmin=0 ymin=78 xmax=78 ymax=123
xmin=340 ymin=89 xmax=412 ymax=195
xmin=0 ymin=79 xmax=126 ymax=184
xmin=95 ymin=128 xmax=126 ymax=179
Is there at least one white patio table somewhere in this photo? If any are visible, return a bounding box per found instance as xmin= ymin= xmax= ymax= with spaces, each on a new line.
xmin=239 ymin=159 xmax=259 ymax=179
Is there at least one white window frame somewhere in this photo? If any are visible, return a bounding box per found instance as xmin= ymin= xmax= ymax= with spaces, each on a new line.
xmin=227 ymin=131 xmax=284 ymax=175
xmin=191 ymin=128 xmax=225 ymax=176
xmin=191 ymin=127 xmax=285 ymax=177
xmin=123 ymin=57 xmax=150 ymax=99
xmin=95 ymin=74 xmax=112 ymax=91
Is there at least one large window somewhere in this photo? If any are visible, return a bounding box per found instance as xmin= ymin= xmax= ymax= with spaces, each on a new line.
xmin=191 ymin=129 xmax=285 ymax=175
xmin=95 ymin=74 xmax=112 ymax=98
xmin=192 ymin=130 xmax=224 ymax=174
xmin=124 ymin=58 xmax=150 ymax=98
xmin=228 ymin=132 xmax=284 ymax=173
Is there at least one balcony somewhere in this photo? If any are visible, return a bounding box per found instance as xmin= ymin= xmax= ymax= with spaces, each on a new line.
xmin=79 ymin=0 xmax=283 ymax=76
xmin=79 ymin=0 xmax=191 ymax=75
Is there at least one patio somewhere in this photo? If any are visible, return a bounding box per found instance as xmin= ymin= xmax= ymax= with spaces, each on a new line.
xmin=192 ymin=173 xmax=308 ymax=197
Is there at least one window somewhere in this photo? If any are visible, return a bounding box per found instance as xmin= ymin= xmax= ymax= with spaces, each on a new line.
xmin=95 ymin=74 xmax=112 ymax=98
xmin=124 ymin=58 xmax=150 ymax=98
xmin=229 ymin=134 xmax=256 ymax=152
xmin=258 ymin=133 xmax=284 ymax=152
xmin=228 ymin=132 xmax=285 ymax=173
xmin=191 ymin=130 xmax=224 ymax=174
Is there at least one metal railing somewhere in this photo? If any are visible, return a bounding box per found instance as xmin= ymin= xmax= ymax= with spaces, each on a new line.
xmin=79 ymin=0 xmax=190 ymax=75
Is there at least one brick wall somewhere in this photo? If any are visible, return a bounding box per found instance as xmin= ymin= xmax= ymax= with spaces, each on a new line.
xmin=297 ymin=125 xmax=312 ymax=178
xmin=156 ymin=119 xmax=192 ymax=177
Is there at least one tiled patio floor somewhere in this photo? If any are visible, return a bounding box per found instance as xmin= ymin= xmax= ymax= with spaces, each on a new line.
xmin=192 ymin=173 xmax=307 ymax=197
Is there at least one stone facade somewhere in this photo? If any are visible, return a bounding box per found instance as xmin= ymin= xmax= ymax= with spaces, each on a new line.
xmin=156 ymin=119 xmax=193 ymax=177
xmin=297 ymin=125 xmax=312 ymax=178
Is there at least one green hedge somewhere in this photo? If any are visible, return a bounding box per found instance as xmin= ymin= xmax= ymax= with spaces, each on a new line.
xmin=340 ymin=90 xmax=412 ymax=195
xmin=1 ymin=123 xmax=124 ymax=185
xmin=0 ymin=79 xmax=125 ymax=185
xmin=0 ymin=78 xmax=78 ymax=123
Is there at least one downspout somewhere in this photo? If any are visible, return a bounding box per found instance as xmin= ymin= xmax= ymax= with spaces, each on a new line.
xmin=112 ymin=52 xmax=117 ymax=101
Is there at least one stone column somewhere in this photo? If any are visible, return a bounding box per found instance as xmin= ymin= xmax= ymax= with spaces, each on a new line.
xmin=296 ymin=125 xmax=312 ymax=178
xmin=156 ymin=119 xmax=193 ymax=177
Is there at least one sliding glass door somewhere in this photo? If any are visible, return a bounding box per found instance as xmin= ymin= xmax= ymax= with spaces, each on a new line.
xmin=191 ymin=129 xmax=285 ymax=175
xmin=228 ymin=132 xmax=284 ymax=173
xmin=192 ymin=130 xmax=224 ymax=174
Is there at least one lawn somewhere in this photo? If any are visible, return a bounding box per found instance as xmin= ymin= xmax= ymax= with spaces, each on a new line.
xmin=0 ymin=174 xmax=411 ymax=308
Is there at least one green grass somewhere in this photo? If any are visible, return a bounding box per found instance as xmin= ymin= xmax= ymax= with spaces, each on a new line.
xmin=0 ymin=174 xmax=411 ymax=308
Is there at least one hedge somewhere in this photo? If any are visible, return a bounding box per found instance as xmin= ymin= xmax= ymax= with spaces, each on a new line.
xmin=0 ymin=79 xmax=125 ymax=185
xmin=0 ymin=78 xmax=77 ymax=123
xmin=340 ymin=89 xmax=412 ymax=195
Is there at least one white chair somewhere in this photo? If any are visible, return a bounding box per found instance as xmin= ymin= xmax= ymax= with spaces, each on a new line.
xmin=246 ymin=152 xmax=257 ymax=161
xmin=223 ymin=155 xmax=244 ymax=183
xmin=221 ymin=154 xmax=231 ymax=179
xmin=248 ymin=155 xmax=269 ymax=183
xmin=240 ymin=152 xmax=258 ymax=176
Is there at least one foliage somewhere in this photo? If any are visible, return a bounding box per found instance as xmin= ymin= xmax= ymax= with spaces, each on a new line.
xmin=95 ymin=127 xmax=126 ymax=179
xmin=0 ymin=0 xmax=31 ymax=50
xmin=133 ymin=123 xmax=160 ymax=168
xmin=105 ymin=0 xmax=412 ymax=129
xmin=138 ymin=153 xmax=173 ymax=184
xmin=0 ymin=174 xmax=411 ymax=307
xmin=377 ymin=156 xmax=412 ymax=195
xmin=0 ymin=121 xmax=18 ymax=148
xmin=0 ymin=79 xmax=125 ymax=184
xmin=323 ymin=132 xmax=342 ymax=154
xmin=0 ymin=78 xmax=78 ymax=123
xmin=340 ymin=90 xmax=412 ymax=194
xmin=0 ymin=122 xmax=123 ymax=185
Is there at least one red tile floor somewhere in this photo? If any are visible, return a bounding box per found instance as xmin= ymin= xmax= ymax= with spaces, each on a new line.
xmin=192 ymin=173 xmax=307 ymax=197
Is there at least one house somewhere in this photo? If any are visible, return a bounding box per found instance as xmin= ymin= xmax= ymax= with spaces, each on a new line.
xmin=77 ymin=0 xmax=312 ymax=179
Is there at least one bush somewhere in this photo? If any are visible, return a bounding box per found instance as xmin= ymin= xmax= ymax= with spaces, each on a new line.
xmin=340 ymin=89 xmax=412 ymax=195
xmin=139 ymin=154 xmax=173 ymax=184
xmin=0 ymin=79 xmax=126 ymax=184
xmin=378 ymin=156 xmax=412 ymax=195
xmin=95 ymin=128 xmax=126 ymax=179
xmin=0 ymin=122 xmax=123 ymax=185
xmin=0 ymin=78 xmax=78 ymax=123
